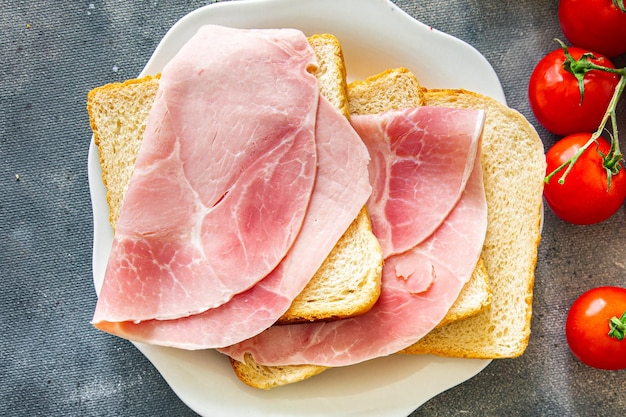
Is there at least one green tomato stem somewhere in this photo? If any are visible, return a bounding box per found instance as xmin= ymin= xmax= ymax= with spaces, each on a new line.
xmin=608 ymin=312 xmax=626 ymax=341
xmin=613 ymin=0 xmax=626 ymax=13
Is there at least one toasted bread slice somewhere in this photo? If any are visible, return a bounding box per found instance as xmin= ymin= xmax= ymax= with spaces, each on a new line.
xmin=87 ymin=35 xmax=382 ymax=329
xmin=347 ymin=67 xmax=426 ymax=116
xmin=347 ymin=67 xmax=493 ymax=325
xmin=307 ymin=34 xmax=350 ymax=119
xmin=88 ymin=74 xmax=161 ymax=230
xmin=401 ymin=88 xmax=545 ymax=358
xmin=229 ymin=354 xmax=329 ymax=391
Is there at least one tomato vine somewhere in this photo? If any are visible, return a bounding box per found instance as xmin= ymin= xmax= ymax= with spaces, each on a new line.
xmin=544 ymin=40 xmax=626 ymax=190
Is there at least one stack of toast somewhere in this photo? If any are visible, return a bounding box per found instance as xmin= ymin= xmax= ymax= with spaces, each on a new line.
xmin=87 ymin=32 xmax=545 ymax=389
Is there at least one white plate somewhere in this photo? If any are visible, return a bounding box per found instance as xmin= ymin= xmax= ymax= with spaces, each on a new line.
xmin=89 ymin=0 xmax=505 ymax=415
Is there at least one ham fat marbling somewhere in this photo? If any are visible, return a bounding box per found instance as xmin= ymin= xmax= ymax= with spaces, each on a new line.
xmin=352 ymin=107 xmax=483 ymax=257
xmin=220 ymin=107 xmax=487 ymax=367
xmin=92 ymin=26 xmax=371 ymax=333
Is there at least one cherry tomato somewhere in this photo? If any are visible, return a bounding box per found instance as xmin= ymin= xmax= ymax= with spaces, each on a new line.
xmin=559 ymin=0 xmax=626 ymax=58
xmin=543 ymin=133 xmax=626 ymax=225
xmin=566 ymin=286 xmax=626 ymax=370
xmin=528 ymin=47 xmax=619 ymax=136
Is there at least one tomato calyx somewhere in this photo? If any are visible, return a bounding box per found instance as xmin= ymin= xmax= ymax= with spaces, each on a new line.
xmin=612 ymin=0 xmax=626 ymax=13
xmin=544 ymin=40 xmax=626 ymax=189
xmin=557 ymin=39 xmax=624 ymax=104
xmin=609 ymin=312 xmax=626 ymax=340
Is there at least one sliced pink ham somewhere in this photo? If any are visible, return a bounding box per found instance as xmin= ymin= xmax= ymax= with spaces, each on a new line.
xmin=220 ymin=107 xmax=487 ymax=367
xmin=93 ymin=96 xmax=371 ymax=348
xmin=93 ymin=26 xmax=320 ymax=323
xmin=351 ymin=107 xmax=483 ymax=257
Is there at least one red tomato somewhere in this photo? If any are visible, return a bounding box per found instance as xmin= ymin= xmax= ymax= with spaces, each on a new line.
xmin=559 ymin=0 xmax=626 ymax=58
xmin=566 ymin=286 xmax=626 ymax=370
xmin=528 ymin=47 xmax=619 ymax=136
xmin=543 ymin=133 xmax=626 ymax=224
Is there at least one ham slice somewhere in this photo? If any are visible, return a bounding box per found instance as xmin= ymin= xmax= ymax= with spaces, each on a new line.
xmin=93 ymin=96 xmax=371 ymax=348
xmin=220 ymin=107 xmax=487 ymax=367
xmin=93 ymin=26 xmax=320 ymax=323
xmin=351 ymin=107 xmax=483 ymax=257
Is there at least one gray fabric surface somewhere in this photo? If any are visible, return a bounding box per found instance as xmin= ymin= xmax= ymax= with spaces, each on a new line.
xmin=1 ymin=1 xmax=624 ymax=416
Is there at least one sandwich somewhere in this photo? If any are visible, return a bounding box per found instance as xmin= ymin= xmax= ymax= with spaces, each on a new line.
xmin=88 ymin=29 xmax=384 ymax=347
xmin=87 ymin=25 xmax=544 ymax=390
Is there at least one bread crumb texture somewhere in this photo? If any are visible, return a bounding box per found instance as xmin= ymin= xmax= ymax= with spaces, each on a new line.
xmin=87 ymin=75 xmax=160 ymax=229
xmin=402 ymin=89 xmax=545 ymax=358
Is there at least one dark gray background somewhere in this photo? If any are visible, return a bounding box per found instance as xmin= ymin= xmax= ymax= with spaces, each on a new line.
xmin=2 ymin=1 xmax=625 ymax=416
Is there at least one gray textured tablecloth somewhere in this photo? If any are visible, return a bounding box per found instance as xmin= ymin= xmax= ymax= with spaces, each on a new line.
xmin=2 ymin=1 xmax=625 ymax=416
